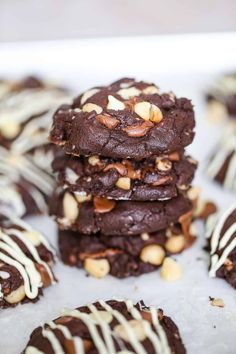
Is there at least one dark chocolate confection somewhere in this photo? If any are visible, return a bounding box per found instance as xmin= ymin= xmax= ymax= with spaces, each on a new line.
xmin=0 ymin=76 xmax=71 ymax=216
xmin=23 ymin=299 xmax=186 ymax=354
xmin=50 ymin=189 xmax=193 ymax=236
xmin=52 ymin=149 xmax=197 ymax=201
xmin=59 ymin=222 xmax=194 ymax=278
xmin=50 ymin=78 xmax=195 ymax=159
xmin=206 ymin=72 xmax=236 ymax=119
xmin=0 ymin=146 xmax=55 ymax=217
xmin=0 ymin=76 xmax=70 ymax=152
xmin=206 ymin=202 xmax=236 ymax=289
xmin=206 ymin=130 xmax=236 ymax=191
xmin=0 ymin=211 xmax=56 ymax=309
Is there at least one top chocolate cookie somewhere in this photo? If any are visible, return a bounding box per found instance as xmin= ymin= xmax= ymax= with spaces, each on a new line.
xmin=50 ymin=78 xmax=195 ymax=159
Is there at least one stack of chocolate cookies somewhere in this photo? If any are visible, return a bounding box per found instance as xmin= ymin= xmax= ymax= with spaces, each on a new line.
xmin=49 ymin=78 xmax=197 ymax=278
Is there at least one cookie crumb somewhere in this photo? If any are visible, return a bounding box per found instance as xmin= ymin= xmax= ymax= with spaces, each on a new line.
xmin=209 ymin=297 xmax=225 ymax=308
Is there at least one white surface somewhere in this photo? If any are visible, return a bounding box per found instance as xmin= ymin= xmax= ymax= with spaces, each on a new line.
xmin=1 ymin=33 xmax=236 ymax=354
xmin=1 ymin=0 xmax=236 ymax=42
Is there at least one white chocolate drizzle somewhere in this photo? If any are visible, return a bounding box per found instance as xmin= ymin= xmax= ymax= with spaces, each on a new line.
xmin=209 ymin=73 xmax=236 ymax=100
xmin=207 ymin=132 xmax=236 ymax=190
xmin=0 ymin=88 xmax=70 ymax=142
xmin=0 ymin=180 xmax=26 ymax=217
xmin=32 ymin=299 xmax=171 ymax=354
xmin=0 ymin=212 xmax=55 ymax=302
xmin=0 ymin=82 xmax=72 ymax=215
xmin=207 ymin=203 xmax=236 ymax=277
xmin=25 ymin=347 xmax=45 ymax=354
xmin=0 ymin=146 xmax=55 ymax=214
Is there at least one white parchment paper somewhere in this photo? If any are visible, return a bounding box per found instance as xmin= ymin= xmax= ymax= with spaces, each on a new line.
xmin=0 ymin=33 xmax=236 ymax=354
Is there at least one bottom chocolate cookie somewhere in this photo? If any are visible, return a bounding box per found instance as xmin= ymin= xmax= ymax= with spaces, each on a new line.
xmin=23 ymin=299 xmax=186 ymax=354
xmin=59 ymin=223 xmax=196 ymax=278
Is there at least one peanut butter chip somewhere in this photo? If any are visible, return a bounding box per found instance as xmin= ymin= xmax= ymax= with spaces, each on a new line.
xmin=117 ymin=87 xmax=141 ymax=99
xmin=82 ymin=103 xmax=102 ymax=114
xmin=84 ymin=258 xmax=110 ymax=278
xmin=93 ymin=197 xmax=116 ymax=213
xmin=88 ymin=155 xmax=100 ymax=166
xmin=210 ymin=298 xmax=225 ymax=308
xmin=80 ymin=88 xmax=100 ymax=105
xmin=150 ymin=105 xmax=163 ymax=123
xmin=134 ymin=101 xmax=163 ymax=123
xmin=5 ymin=285 xmax=26 ymax=304
xmin=165 ymin=235 xmax=185 ymax=253
xmin=134 ymin=101 xmax=151 ymax=120
xmin=96 ymin=114 xmax=119 ymax=129
xmin=0 ymin=120 xmax=20 ymax=139
xmin=74 ymin=193 xmax=92 ymax=203
xmin=142 ymin=85 xmax=159 ymax=95
xmin=140 ymin=245 xmax=165 ymax=265
xmin=123 ymin=120 xmax=153 ymax=137
xmin=107 ymin=95 xmax=125 ymax=110
xmin=160 ymin=257 xmax=182 ymax=281
xmin=116 ymin=177 xmax=131 ymax=190
xmin=114 ymin=320 xmax=146 ymax=342
xmin=156 ymin=158 xmax=172 ymax=171
xmin=63 ymin=192 xmax=79 ymax=221
xmin=88 ymin=311 xmax=113 ymax=323
xmin=141 ymin=232 xmax=149 ymax=241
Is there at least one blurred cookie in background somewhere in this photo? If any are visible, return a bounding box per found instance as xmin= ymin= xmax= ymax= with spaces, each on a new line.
xmin=206 ymin=128 xmax=236 ymax=191
xmin=0 ymin=76 xmax=72 ymax=216
xmin=0 ymin=210 xmax=56 ymax=309
xmin=206 ymin=202 xmax=236 ymax=289
xmin=206 ymin=72 xmax=236 ymax=123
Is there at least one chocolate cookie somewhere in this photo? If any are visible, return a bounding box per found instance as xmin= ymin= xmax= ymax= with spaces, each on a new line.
xmin=50 ymin=189 xmax=193 ymax=236
xmin=206 ymin=72 xmax=236 ymax=121
xmin=0 ymin=146 xmax=55 ymax=216
xmin=50 ymin=78 xmax=195 ymax=159
xmin=0 ymin=76 xmax=70 ymax=151
xmin=23 ymin=299 xmax=186 ymax=354
xmin=0 ymin=76 xmax=72 ymax=216
xmin=59 ymin=221 xmax=196 ymax=278
xmin=0 ymin=211 xmax=56 ymax=309
xmin=206 ymin=202 xmax=236 ymax=289
xmin=206 ymin=130 xmax=236 ymax=191
xmin=52 ymin=150 xmax=197 ymax=201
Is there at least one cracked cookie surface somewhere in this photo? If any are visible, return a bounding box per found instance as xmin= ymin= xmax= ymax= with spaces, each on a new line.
xmin=50 ymin=78 xmax=195 ymax=159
